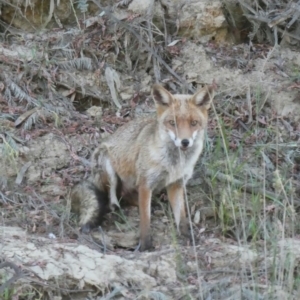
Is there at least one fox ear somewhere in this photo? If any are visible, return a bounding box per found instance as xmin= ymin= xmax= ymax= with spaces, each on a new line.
xmin=151 ymin=84 xmax=173 ymax=106
xmin=192 ymin=85 xmax=215 ymax=109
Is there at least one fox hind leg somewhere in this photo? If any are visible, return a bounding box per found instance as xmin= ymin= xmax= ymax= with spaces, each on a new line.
xmin=92 ymin=146 xmax=121 ymax=210
xmin=71 ymin=145 xmax=123 ymax=233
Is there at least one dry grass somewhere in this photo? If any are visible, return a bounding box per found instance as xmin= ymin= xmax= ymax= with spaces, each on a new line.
xmin=0 ymin=0 xmax=300 ymax=299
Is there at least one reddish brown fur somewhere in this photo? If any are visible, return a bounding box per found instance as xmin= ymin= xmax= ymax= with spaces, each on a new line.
xmin=71 ymin=83 xmax=215 ymax=251
xmin=138 ymin=184 xmax=152 ymax=250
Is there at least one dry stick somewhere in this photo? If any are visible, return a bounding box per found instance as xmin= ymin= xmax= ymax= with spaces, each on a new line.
xmin=262 ymin=156 xmax=269 ymax=291
xmin=15 ymin=162 xmax=32 ymax=185
xmin=98 ymin=226 xmax=107 ymax=255
xmin=260 ymin=29 xmax=278 ymax=77
xmin=69 ymin=0 xmax=81 ymax=30
xmin=246 ymin=85 xmax=252 ymax=124
xmin=170 ymin=104 xmax=205 ymax=298
xmin=243 ymin=14 xmax=269 ymax=23
xmin=238 ymin=0 xmax=258 ymax=15
xmin=244 ymin=13 xmax=300 ymax=42
xmin=200 ymin=268 xmax=240 ymax=275
xmin=286 ymin=10 xmax=300 ymax=29
xmin=268 ymin=8 xmax=294 ymax=28
xmin=277 ymin=27 xmax=300 ymax=42
xmin=90 ymin=1 xmax=194 ymax=93
xmin=183 ymin=183 xmax=204 ymax=299
xmin=218 ymin=107 xmax=250 ymax=132
xmin=42 ymin=0 xmax=55 ymax=29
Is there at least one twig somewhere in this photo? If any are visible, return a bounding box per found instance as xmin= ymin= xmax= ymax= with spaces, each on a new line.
xmin=42 ymin=0 xmax=55 ymax=29
xmin=69 ymin=0 xmax=81 ymax=30
xmin=90 ymin=1 xmax=194 ymax=93
xmin=238 ymin=0 xmax=258 ymax=15
xmin=217 ymin=107 xmax=250 ymax=132
xmin=244 ymin=12 xmax=300 ymax=42
xmin=243 ymin=14 xmax=269 ymax=23
xmin=277 ymin=27 xmax=300 ymax=42
xmin=246 ymin=85 xmax=252 ymax=124
xmin=15 ymin=162 xmax=32 ymax=185
xmin=98 ymin=226 xmax=107 ymax=255
xmin=286 ymin=10 xmax=300 ymax=29
xmin=254 ymin=143 xmax=299 ymax=149
xmin=268 ymin=8 xmax=294 ymax=28
xmin=200 ymin=268 xmax=240 ymax=275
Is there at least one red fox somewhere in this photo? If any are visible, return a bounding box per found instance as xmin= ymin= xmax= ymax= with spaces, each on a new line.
xmin=71 ymin=83 xmax=215 ymax=251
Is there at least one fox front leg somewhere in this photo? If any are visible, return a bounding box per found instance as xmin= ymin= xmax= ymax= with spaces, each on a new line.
xmin=104 ymin=159 xmax=121 ymax=210
xmin=167 ymin=181 xmax=190 ymax=238
xmin=138 ymin=184 xmax=153 ymax=251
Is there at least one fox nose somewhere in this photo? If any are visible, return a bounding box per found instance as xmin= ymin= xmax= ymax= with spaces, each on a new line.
xmin=181 ymin=139 xmax=189 ymax=148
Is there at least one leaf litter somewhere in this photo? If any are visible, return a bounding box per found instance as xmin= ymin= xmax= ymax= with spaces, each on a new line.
xmin=0 ymin=0 xmax=300 ymax=299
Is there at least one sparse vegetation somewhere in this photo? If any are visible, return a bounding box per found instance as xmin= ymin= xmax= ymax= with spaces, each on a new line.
xmin=0 ymin=0 xmax=300 ymax=299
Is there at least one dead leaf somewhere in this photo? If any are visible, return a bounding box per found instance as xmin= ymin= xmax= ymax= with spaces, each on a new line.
xmin=14 ymin=108 xmax=38 ymax=127
xmin=199 ymin=228 xmax=206 ymax=234
xmin=62 ymin=89 xmax=75 ymax=97
xmin=15 ymin=162 xmax=32 ymax=185
xmin=84 ymin=16 xmax=101 ymax=28
xmin=167 ymin=39 xmax=181 ymax=47
xmin=257 ymin=116 xmax=267 ymax=125
xmin=194 ymin=210 xmax=200 ymax=224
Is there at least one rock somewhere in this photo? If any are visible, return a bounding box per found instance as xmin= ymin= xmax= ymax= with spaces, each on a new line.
xmin=115 ymin=0 xmax=228 ymax=42
xmin=86 ymin=106 xmax=103 ymax=119
xmin=109 ymin=230 xmax=139 ymax=248
xmin=128 ymin=0 xmax=154 ymax=15
xmin=161 ymin=0 xmax=228 ymax=41
xmin=0 ymin=226 xmax=179 ymax=291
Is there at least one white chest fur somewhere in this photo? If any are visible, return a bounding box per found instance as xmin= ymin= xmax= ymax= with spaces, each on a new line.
xmin=166 ymin=141 xmax=203 ymax=185
xmin=166 ymin=157 xmax=193 ymax=184
xmin=149 ymin=137 xmax=204 ymax=187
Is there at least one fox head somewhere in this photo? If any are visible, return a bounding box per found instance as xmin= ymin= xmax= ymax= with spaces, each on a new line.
xmin=151 ymin=83 xmax=215 ymax=151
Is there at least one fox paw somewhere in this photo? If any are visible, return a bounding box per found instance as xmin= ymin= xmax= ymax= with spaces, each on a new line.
xmin=137 ymin=236 xmax=153 ymax=252
xmin=179 ymin=219 xmax=191 ymax=237
xmin=80 ymin=222 xmax=95 ymax=234
xmin=109 ymin=204 xmax=121 ymax=213
xmin=110 ymin=196 xmax=121 ymax=210
xmin=178 ymin=220 xmax=193 ymax=245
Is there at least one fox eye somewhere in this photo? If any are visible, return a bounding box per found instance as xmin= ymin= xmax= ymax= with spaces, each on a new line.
xmin=191 ymin=120 xmax=198 ymax=126
xmin=169 ymin=120 xmax=176 ymax=126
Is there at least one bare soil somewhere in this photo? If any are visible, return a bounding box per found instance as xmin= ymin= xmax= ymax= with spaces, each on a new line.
xmin=1 ymin=1 xmax=300 ymax=299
